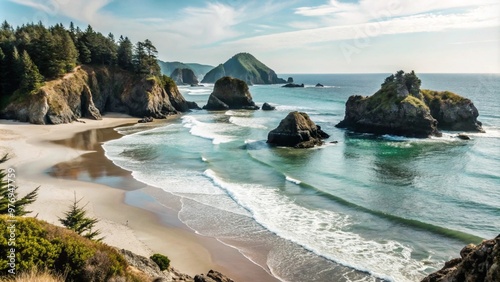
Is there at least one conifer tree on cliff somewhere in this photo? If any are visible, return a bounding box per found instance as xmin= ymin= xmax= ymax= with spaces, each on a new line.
xmin=117 ymin=36 xmax=133 ymax=71
xmin=0 ymin=155 xmax=39 ymax=216
xmin=19 ymin=50 xmax=44 ymax=94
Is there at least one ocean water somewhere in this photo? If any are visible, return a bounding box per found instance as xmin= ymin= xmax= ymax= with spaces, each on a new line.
xmin=103 ymin=73 xmax=500 ymax=282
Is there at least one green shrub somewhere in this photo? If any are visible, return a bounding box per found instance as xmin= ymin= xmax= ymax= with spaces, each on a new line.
xmin=150 ymin=253 xmax=170 ymax=271
xmin=0 ymin=216 xmax=132 ymax=281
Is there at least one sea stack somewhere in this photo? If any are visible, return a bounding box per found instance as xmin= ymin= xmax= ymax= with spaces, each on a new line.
xmin=336 ymin=70 xmax=484 ymax=138
xmin=203 ymin=76 xmax=259 ymax=110
xmin=170 ymin=68 xmax=199 ymax=85
xmin=267 ymin=111 xmax=329 ymax=148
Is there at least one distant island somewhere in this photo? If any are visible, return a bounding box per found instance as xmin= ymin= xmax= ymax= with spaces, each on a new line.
xmin=201 ymin=52 xmax=286 ymax=85
xmin=157 ymin=60 xmax=213 ymax=81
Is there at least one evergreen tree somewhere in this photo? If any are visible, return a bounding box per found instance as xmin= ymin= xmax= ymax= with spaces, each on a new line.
xmin=19 ymin=50 xmax=44 ymax=94
xmin=0 ymin=47 xmax=7 ymax=97
xmin=78 ymin=41 xmax=91 ymax=64
xmin=117 ymin=36 xmax=133 ymax=71
xmin=133 ymin=41 xmax=148 ymax=74
xmin=0 ymin=155 xmax=39 ymax=216
xmin=59 ymin=192 xmax=102 ymax=241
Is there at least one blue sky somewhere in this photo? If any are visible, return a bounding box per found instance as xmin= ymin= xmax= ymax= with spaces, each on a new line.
xmin=1 ymin=0 xmax=499 ymax=73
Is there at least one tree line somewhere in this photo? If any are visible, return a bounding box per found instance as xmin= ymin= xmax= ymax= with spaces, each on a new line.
xmin=0 ymin=20 xmax=161 ymax=102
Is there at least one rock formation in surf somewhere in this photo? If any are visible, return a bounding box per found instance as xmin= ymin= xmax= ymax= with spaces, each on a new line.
xmin=203 ymin=76 xmax=259 ymax=110
xmin=1 ymin=66 xmax=199 ymax=124
xmin=267 ymin=111 xmax=329 ymax=148
xmin=421 ymin=235 xmax=499 ymax=282
xmin=170 ymin=68 xmax=199 ymax=85
xmin=336 ymin=70 xmax=484 ymax=138
xmin=201 ymin=53 xmax=286 ymax=85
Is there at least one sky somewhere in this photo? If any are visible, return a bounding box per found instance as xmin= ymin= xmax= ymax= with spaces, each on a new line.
xmin=1 ymin=0 xmax=499 ymax=73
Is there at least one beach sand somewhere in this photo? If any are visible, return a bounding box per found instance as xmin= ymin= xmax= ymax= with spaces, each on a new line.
xmin=0 ymin=113 xmax=278 ymax=282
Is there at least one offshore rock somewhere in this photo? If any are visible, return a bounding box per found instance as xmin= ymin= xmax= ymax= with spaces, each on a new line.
xmin=282 ymin=83 xmax=304 ymax=88
xmin=421 ymin=235 xmax=500 ymax=282
xmin=267 ymin=111 xmax=329 ymax=148
xmin=203 ymin=76 xmax=259 ymax=110
xmin=336 ymin=70 xmax=484 ymax=137
xmin=170 ymin=68 xmax=199 ymax=85
xmin=262 ymin=102 xmax=276 ymax=111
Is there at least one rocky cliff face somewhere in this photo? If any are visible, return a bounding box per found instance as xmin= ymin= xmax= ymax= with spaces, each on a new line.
xmin=170 ymin=68 xmax=199 ymax=85
xmin=421 ymin=235 xmax=499 ymax=282
xmin=268 ymin=111 xmax=330 ymax=148
xmin=201 ymin=53 xmax=286 ymax=85
xmin=203 ymin=76 xmax=259 ymax=110
xmin=336 ymin=71 xmax=483 ymax=137
xmin=1 ymin=66 xmax=197 ymax=124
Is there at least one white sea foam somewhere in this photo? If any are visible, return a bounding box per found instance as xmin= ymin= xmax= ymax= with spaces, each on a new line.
xmin=285 ymin=175 xmax=302 ymax=185
xmin=203 ymin=169 xmax=435 ymax=282
xmin=182 ymin=116 xmax=235 ymax=144
xmin=229 ymin=116 xmax=268 ymax=129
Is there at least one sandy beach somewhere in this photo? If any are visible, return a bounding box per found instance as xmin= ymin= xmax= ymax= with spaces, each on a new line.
xmin=0 ymin=113 xmax=278 ymax=282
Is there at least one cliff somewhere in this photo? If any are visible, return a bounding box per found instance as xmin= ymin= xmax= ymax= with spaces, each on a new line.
xmin=422 ymin=235 xmax=499 ymax=282
xmin=201 ymin=53 xmax=286 ymax=85
xmin=170 ymin=68 xmax=199 ymax=85
xmin=0 ymin=65 xmax=197 ymax=124
xmin=336 ymin=71 xmax=484 ymax=137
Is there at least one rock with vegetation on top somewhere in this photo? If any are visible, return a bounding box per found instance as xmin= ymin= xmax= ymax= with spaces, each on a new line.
xmin=203 ymin=76 xmax=259 ymax=110
xmin=336 ymin=70 xmax=484 ymax=138
xmin=421 ymin=235 xmax=500 ymax=282
xmin=201 ymin=53 xmax=286 ymax=85
xmin=267 ymin=111 xmax=329 ymax=148
xmin=0 ymin=66 xmax=198 ymax=124
xmin=170 ymin=68 xmax=199 ymax=85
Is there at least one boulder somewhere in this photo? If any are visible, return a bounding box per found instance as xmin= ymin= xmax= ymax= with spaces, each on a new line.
xmin=315 ymin=83 xmax=324 ymax=87
xmin=457 ymin=133 xmax=471 ymax=140
xmin=287 ymin=77 xmax=294 ymax=83
xmin=421 ymin=235 xmax=500 ymax=282
xmin=262 ymin=102 xmax=276 ymax=111
xmin=336 ymin=71 xmax=484 ymax=137
xmin=267 ymin=111 xmax=329 ymax=148
xmin=194 ymin=270 xmax=234 ymax=282
xmin=282 ymin=83 xmax=304 ymax=88
xmin=203 ymin=77 xmax=259 ymax=110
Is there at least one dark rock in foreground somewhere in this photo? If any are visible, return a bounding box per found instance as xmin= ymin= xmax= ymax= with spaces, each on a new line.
xmin=262 ymin=102 xmax=276 ymax=111
xmin=268 ymin=111 xmax=329 ymax=148
xmin=194 ymin=270 xmax=235 ymax=282
xmin=203 ymin=76 xmax=259 ymax=110
xmin=282 ymin=83 xmax=304 ymax=88
xmin=421 ymin=235 xmax=499 ymax=282
xmin=336 ymin=70 xmax=484 ymax=138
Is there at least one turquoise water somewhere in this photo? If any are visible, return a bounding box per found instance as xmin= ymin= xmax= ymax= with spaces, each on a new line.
xmin=103 ymin=74 xmax=500 ymax=282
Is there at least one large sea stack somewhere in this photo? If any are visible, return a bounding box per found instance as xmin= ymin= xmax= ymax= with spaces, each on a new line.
xmin=203 ymin=76 xmax=259 ymax=110
xmin=421 ymin=235 xmax=499 ymax=282
xmin=170 ymin=68 xmax=199 ymax=85
xmin=336 ymin=70 xmax=484 ymax=137
xmin=267 ymin=111 xmax=329 ymax=148
xmin=201 ymin=53 xmax=286 ymax=85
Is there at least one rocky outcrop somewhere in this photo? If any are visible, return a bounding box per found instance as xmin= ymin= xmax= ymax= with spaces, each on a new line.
xmin=170 ymin=68 xmax=199 ymax=85
xmin=336 ymin=71 xmax=484 ymax=138
xmin=287 ymin=77 xmax=294 ymax=83
xmin=262 ymin=102 xmax=276 ymax=111
xmin=315 ymin=83 xmax=324 ymax=87
xmin=282 ymin=83 xmax=304 ymax=88
xmin=158 ymin=60 xmax=213 ymax=80
xmin=194 ymin=270 xmax=235 ymax=282
xmin=1 ymin=65 xmax=198 ymax=124
xmin=267 ymin=111 xmax=329 ymax=148
xmin=422 ymin=90 xmax=484 ymax=132
xmin=203 ymin=76 xmax=259 ymax=110
xmin=201 ymin=53 xmax=286 ymax=85
xmin=421 ymin=235 xmax=499 ymax=282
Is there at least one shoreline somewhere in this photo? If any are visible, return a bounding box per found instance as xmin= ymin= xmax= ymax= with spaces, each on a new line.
xmin=0 ymin=114 xmax=278 ymax=282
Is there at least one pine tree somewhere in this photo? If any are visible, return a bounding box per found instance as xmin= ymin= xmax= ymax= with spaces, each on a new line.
xmin=59 ymin=192 xmax=102 ymax=241
xmin=19 ymin=50 xmax=44 ymax=94
xmin=117 ymin=36 xmax=133 ymax=71
xmin=0 ymin=155 xmax=39 ymax=216
xmin=78 ymin=41 xmax=91 ymax=64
